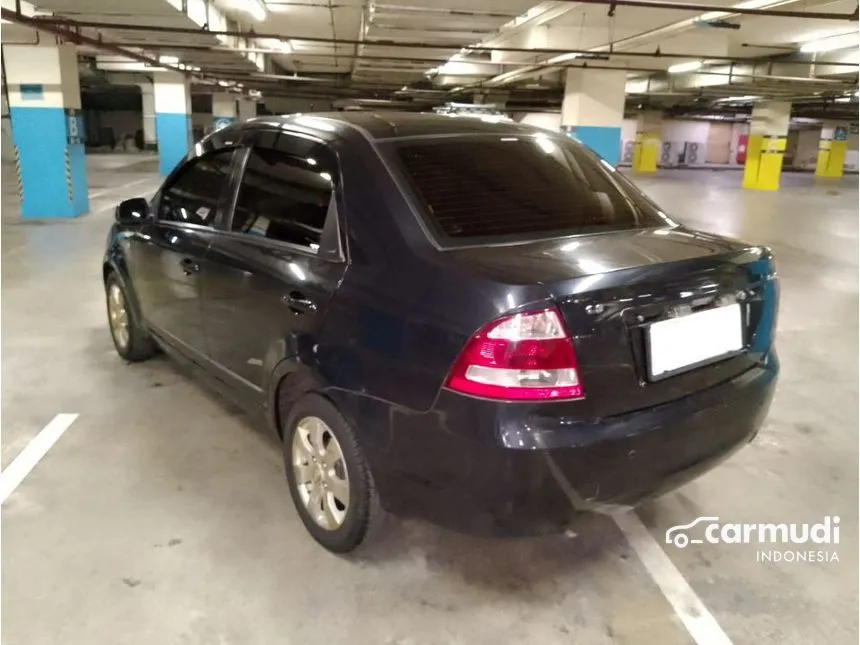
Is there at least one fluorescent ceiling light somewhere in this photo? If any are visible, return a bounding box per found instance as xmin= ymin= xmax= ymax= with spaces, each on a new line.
xmin=159 ymin=55 xmax=180 ymax=64
xmin=242 ymin=0 xmax=267 ymax=21
xmin=735 ymin=0 xmax=782 ymax=8
xmin=668 ymin=61 xmax=703 ymax=74
xmin=834 ymin=97 xmax=851 ymax=103
xmin=546 ymin=53 xmax=579 ymax=66
xmin=800 ymin=32 xmax=859 ymax=53
xmin=700 ymin=0 xmax=784 ymax=21
xmin=716 ymin=95 xmax=759 ymax=101
xmin=258 ymin=37 xmax=292 ymax=53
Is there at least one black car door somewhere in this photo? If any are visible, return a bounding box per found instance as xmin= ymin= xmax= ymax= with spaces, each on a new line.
xmin=129 ymin=148 xmax=237 ymax=360
xmin=201 ymin=129 xmax=348 ymax=399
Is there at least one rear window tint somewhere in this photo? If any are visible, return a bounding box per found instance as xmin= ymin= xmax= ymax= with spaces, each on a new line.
xmin=395 ymin=135 xmax=665 ymax=242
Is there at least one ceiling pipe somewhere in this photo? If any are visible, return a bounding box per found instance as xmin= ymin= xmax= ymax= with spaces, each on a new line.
xmin=548 ymin=0 xmax=857 ymax=20
xmin=97 ymin=44 xmax=860 ymax=74
xmin=350 ymin=1 xmax=369 ymax=78
xmin=481 ymin=0 xmax=857 ymax=87
xmin=205 ymin=63 xmax=854 ymax=92
xmin=0 ymin=8 xmax=191 ymax=77
xmin=140 ymin=55 xmax=857 ymax=89
xmin=371 ymin=4 xmax=518 ymax=19
xmin=100 ymin=44 xmax=566 ymax=67
xmin=21 ymin=16 xmax=860 ymax=68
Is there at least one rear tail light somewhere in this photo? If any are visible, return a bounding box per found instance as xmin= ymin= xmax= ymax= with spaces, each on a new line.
xmin=445 ymin=308 xmax=584 ymax=401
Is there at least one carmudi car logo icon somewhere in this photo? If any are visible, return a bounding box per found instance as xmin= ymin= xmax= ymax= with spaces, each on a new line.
xmin=664 ymin=515 xmax=841 ymax=563
xmin=665 ymin=516 xmax=720 ymax=548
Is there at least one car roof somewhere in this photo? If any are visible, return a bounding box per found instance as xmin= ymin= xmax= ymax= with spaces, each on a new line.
xmin=235 ymin=111 xmax=545 ymax=142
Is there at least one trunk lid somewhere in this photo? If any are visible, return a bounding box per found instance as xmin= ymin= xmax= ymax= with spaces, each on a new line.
xmin=446 ymin=227 xmax=778 ymax=418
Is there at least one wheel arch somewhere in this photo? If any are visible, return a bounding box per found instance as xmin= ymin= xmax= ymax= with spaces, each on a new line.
xmin=103 ymin=256 xmax=146 ymax=328
xmin=268 ymin=360 xmax=330 ymax=441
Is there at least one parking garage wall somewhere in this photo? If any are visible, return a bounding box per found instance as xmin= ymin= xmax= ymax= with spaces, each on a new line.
xmin=515 ymin=113 xmax=750 ymax=168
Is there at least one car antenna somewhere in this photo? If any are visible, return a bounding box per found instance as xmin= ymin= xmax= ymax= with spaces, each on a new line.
xmin=370 ymin=113 xmax=399 ymax=136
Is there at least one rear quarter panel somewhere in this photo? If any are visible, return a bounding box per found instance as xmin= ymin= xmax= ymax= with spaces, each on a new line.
xmin=314 ymin=135 xmax=546 ymax=446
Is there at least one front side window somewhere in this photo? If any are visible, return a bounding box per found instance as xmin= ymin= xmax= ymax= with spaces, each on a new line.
xmin=231 ymin=143 xmax=335 ymax=251
xmin=394 ymin=134 xmax=668 ymax=244
xmin=158 ymin=149 xmax=236 ymax=226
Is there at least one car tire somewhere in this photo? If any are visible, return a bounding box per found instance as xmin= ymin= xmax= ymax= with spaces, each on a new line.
xmin=105 ymin=272 xmax=157 ymax=362
xmin=283 ymin=394 xmax=386 ymax=554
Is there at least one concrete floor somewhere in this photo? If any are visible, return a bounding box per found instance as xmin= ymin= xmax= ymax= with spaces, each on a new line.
xmin=2 ymin=156 xmax=857 ymax=645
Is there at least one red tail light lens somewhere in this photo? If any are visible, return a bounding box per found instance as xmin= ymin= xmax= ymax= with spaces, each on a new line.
xmin=445 ymin=308 xmax=584 ymax=401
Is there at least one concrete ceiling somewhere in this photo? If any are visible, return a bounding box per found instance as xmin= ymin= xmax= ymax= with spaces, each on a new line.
xmin=1 ymin=0 xmax=857 ymax=114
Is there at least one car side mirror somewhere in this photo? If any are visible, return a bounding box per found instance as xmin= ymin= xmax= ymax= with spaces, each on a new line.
xmin=115 ymin=198 xmax=150 ymax=224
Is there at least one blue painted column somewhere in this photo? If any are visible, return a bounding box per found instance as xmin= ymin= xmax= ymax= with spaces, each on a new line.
xmin=5 ymin=44 xmax=88 ymax=219
xmin=154 ymin=72 xmax=193 ymax=176
xmin=563 ymin=126 xmax=623 ymax=165
xmin=561 ymin=68 xmax=626 ymax=167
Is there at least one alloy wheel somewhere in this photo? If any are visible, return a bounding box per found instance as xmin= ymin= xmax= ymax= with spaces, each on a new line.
xmin=292 ymin=416 xmax=350 ymax=531
xmin=107 ymin=283 xmax=130 ymax=349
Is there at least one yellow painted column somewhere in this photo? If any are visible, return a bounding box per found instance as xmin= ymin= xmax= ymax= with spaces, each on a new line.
xmin=632 ymin=131 xmax=660 ymax=173
xmin=743 ymin=135 xmax=786 ymax=191
xmin=632 ymin=111 xmax=662 ymax=174
xmin=815 ymin=125 xmax=847 ymax=179
xmin=742 ymin=135 xmax=764 ymax=189
xmin=743 ymin=101 xmax=790 ymax=191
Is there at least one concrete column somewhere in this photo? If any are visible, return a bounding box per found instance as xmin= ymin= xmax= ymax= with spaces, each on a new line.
xmin=743 ymin=101 xmax=790 ymax=191
xmin=153 ymin=72 xmax=192 ymax=176
xmin=137 ymin=80 xmax=156 ymax=149
xmin=815 ymin=121 xmax=848 ymax=179
xmin=212 ymin=93 xmax=237 ymax=130
xmin=846 ymin=127 xmax=860 ymax=172
xmin=632 ymin=111 xmax=663 ymax=174
xmin=4 ymin=43 xmax=88 ymax=218
xmin=237 ymin=97 xmax=257 ymax=122
xmin=561 ymin=68 xmax=626 ymax=165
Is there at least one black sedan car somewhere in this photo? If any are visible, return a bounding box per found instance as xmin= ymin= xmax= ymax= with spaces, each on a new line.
xmin=104 ymin=112 xmax=778 ymax=553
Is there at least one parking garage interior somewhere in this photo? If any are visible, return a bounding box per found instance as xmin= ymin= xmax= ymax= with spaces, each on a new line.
xmin=1 ymin=1 xmax=858 ymax=644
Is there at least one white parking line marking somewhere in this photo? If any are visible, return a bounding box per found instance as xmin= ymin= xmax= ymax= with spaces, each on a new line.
xmin=89 ymin=177 xmax=153 ymax=200
xmin=0 ymin=414 xmax=79 ymax=504
xmin=613 ymin=510 xmax=734 ymax=645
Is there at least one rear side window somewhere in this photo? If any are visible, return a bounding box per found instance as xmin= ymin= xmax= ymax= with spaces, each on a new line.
xmin=231 ymin=145 xmax=334 ymax=251
xmin=395 ymin=135 xmax=665 ymax=243
xmin=158 ymin=149 xmax=235 ymax=226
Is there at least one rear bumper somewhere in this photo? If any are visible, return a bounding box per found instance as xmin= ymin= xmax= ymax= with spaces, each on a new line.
xmin=373 ymin=352 xmax=778 ymax=535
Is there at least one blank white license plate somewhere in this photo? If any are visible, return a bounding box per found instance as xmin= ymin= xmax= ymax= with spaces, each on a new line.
xmin=647 ymin=303 xmax=744 ymax=379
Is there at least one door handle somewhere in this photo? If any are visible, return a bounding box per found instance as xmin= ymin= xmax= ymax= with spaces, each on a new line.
xmin=283 ymin=291 xmax=318 ymax=315
xmin=180 ymin=257 xmax=200 ymax=275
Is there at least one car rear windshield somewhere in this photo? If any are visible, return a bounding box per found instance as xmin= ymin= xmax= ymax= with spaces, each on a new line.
xmin=394 ymin=134 xmax=667 ymax=244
